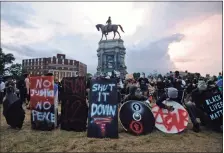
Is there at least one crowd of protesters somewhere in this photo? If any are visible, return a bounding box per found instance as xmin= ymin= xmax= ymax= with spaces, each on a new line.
xmin=0 ymin=70 xmax=223 ymax=132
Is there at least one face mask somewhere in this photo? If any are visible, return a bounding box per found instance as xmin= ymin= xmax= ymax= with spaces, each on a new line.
xmin=135 ymin=89 xmax=142 ymax=96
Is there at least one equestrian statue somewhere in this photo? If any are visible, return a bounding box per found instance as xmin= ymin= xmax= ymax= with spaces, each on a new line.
xmin=96 ymin=16 xmax=125 ymax=41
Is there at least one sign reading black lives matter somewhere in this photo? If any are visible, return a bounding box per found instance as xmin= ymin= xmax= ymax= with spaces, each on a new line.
xmin=87 ymin=78 xmax=118 ymax=138
xmin=60 ymin=77 xmax=88 ymax=131
xmin=203 ymin=91 xmax=223 ymax=126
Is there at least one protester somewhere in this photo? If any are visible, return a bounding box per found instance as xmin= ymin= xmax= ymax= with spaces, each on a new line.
xmin=17 ymin=75 xmax=26 ymax=105
xmin=54 ymin=78 xmax=62 ymax=103
xmin=0 ymin=78 xmax=5 ymax=104
xmin=156 ymin=87 xmax=178 ymax=111
xmin=124 ymin=85 xmax=148 ymax=102
xmin=138 ymin=73 xmax=149 ymax=97
xmin=156 ymin=77 xmax=165 ymax=99
xmin=185 ymin=80 xmax=222 ymax=133
xmin=24 ymin=73 xmax=30 ymax=108
xmin=218 ymin=72 xmax=222 ymax=80
xmin=3 ymin=80 xmax=25 ymax=129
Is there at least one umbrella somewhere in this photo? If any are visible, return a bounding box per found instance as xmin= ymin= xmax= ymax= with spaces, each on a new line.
xmin=216 ymin=79 xmax=223 ymax=87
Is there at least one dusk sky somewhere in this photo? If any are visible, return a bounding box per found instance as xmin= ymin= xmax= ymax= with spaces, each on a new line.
xmin=1 ymin=2 xmax=222 ymax=76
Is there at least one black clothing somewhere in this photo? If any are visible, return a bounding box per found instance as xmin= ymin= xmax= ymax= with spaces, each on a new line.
xmin=124 ymin=95 xmax=148 ymax=102
xmin=191 ymin=87 xmax=223 ymax=130
xmin=86 ymin=78 xmax=91 ymax=89
xmin=16 ymin=77 xmax=26 ymax=104
xmin=156 ymin=81 xmax=165 ymax=90
xmin=156 ymin=93 xmax=179 ymax=109
xmin=138 ymin=78 xmax=149 ymax=91
xmin=3 ymin=92 xmax=25 ymax=129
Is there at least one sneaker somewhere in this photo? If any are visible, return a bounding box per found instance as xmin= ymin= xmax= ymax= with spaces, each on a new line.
xmin=192 ymin=123 xmax=200 ymax=133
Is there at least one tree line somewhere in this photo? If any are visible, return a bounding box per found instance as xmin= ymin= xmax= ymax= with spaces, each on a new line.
xmin=0 ymin=48 xmax=22 ymax=79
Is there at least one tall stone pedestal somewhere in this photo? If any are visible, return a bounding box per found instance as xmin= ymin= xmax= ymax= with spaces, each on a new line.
xmin=96 ymin=39 xmax=127 ymax=78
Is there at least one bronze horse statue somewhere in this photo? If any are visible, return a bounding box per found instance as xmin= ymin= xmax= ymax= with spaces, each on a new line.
xmin=96 ymin=24 xmax=125 ymax=41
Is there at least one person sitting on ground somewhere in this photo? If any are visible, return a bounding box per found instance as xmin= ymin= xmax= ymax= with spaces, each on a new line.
xmin=156 ymin=87 xmax=178 ymax=112
xmin=124 ymin=85 xmax=148 ymax=103
xmin=185 ymin=80 xmax=223 ymax=133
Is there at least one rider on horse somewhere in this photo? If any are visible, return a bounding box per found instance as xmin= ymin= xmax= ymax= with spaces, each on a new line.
xmin=105 ymin=16 xmax=111 ymax=35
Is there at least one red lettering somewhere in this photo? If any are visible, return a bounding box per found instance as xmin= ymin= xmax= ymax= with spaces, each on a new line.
xmin=153 ymin=106 xmax=188 ymax=132
xmin=63 ymin=78 xmax=85 ymax=96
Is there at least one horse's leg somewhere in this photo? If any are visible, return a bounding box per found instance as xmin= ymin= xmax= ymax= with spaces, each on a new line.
xmin=100 ymin=33 xmax=103 ymax=41
xmin=117 ymin=31 xmax=121 ymax=39
xmin=113 ymin=31 xmax=116 ymax=39
xmin=105 ymin=34 xmax=107 ymax=40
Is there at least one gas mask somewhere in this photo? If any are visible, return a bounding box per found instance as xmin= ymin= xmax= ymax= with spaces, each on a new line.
xmin=5 ymin=81 xmax=15 ymax=94
xmin=135 ymin=88 xmax=142 ymax=96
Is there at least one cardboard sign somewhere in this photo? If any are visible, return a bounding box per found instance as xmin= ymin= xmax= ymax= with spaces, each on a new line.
xmin=60 ymin=77 xmax=88 ymax=131
xmin=203 ymin=92 xmax=223 ymax=126
xmin=30 ymin=76 xmax=56 ymax=130
xmin=151 ymin=101 xmax=189 ymax=134
xmin=119 ymin=100 xmax=155 ymax=135
xmin=87 ymin=78 xmax=118 ymax=138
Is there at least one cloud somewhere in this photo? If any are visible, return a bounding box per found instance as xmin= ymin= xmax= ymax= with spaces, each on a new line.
xmin=168 ymin=14 xmax=222 ymax=75
xmin=1 ymin=43 xmax=63 ymax=58
xmin=126 ymin=33 xmax=184 ymax=74
xmin=1 ymin=2 xmax=222 ymax=75
xmin=1 ymin=2 xmax=35 ymax=28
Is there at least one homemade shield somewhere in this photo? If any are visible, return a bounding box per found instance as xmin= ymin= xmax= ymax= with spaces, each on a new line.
xmin=119 ymin=100 xmax=155 ymax=135
xmin=87 ymin=78 xmax=119 ymax=138
xmin=60 ymin=77 xmax=88 ymax=131
xmin=30 ymin=76 xmax=56 ymax=131
xmin=151 ymin=101 xmax=189 ymax=134
xmin=3 ymin=92 xmax=25 ymax=129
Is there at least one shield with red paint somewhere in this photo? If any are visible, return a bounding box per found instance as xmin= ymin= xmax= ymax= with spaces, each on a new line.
xmin=151 ymin=101 xmax=189 ymax=134
xmin=119 ymin=100 xmax=155 ymax=135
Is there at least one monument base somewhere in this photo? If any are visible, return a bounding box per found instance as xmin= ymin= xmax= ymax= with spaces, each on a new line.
xmin=96 ymin=39 xmax=127 ymax=78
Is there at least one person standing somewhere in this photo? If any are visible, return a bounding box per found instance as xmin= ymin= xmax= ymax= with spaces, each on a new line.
xmin=218 ymin=72 xmax=222 ymax=80
xmin=0 ymin=78 xmax=5 ymax=104
xmin=24 ymin=73 xmax=30 ymax=108
xmin=17 ymin=75 xmax=26 ymax=105
xmin=138 ymin=73 xmax=149 ymax=97
xmin=54 ymin=78 xmax=62 ymax=103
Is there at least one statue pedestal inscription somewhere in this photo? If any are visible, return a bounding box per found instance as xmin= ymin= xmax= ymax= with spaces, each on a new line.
xmin=96 ymin=39 xmax=127 ymax=78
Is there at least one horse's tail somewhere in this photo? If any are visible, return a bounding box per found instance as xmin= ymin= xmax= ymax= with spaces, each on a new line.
xmin=118 ymin=25 xmax=125 ymax=33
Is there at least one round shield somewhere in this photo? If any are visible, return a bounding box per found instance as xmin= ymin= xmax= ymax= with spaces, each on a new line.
xmin=119 ymin=100 xmax=155 ymax=135
xmin=151 ymin=101 xmax=189 ymax=134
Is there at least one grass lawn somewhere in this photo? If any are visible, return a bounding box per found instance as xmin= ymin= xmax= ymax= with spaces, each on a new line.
xmin=0 ymin=104 xmax=223 ymax=152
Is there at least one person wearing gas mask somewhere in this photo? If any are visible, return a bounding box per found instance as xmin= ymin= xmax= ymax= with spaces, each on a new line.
xmin=138 ymin=73 xmax=149 ymax=97
xmin=173 ymin=76 xmax=186 ymax=105
xmin=164 ymin=77 xmax=173 ymax=88
xmin=156 ymin=77 xmax=165 ymax=99
xmin=185 ymin=80 xmax=223 ymax=133
xmin=124 ymin=86 xmax=150 ymax=106
xmin=3 ymin=80 xmax=25 ymax=129
xmin=156 ymin=87 xmax=178 ymax=112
